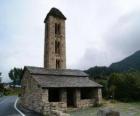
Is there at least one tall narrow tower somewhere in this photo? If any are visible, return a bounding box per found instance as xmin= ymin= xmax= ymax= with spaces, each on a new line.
xmin=44 ymin=8 xmax=66 ymax=69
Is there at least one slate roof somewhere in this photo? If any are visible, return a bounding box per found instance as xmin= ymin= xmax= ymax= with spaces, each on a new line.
xmin=44 ymin=7 xmax=66 ymax=23
xmin=32 ymin=75 xmax=102 ymax=88
xmin=24 ymin=66 xmax=102 ymax=88
xmin=25 ymin=66 xmax=88 ymax=77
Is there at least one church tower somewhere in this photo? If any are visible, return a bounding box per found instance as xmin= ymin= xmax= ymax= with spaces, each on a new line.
xmin=44 ymin=8 xmax=66 ymax=69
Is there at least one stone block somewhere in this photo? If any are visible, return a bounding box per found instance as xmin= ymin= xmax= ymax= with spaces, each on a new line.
xmin=51 ymin=110 xmax=70 ymax=116
xmin=97 ymin=108 xmax=120 ymax=116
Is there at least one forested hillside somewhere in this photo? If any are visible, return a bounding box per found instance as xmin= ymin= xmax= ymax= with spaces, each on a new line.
xmin=110 ymin=50 xmax=140 ymax=72
xmin=85 ymin=50 xmax=140 ymax=101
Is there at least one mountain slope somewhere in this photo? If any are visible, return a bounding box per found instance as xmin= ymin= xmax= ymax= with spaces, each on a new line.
xmin=110 ymin=50 xmax=140 ymax=72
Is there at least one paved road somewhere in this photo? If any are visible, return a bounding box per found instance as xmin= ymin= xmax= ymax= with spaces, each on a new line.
xmin=0 ymin=96 xmax=21 ymax=116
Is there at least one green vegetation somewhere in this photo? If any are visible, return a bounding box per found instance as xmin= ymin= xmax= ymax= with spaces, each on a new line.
xmin=69 ymin=100 xmax=140 ymax=116
xmin=9 ymin=68 xmax=23 ymax=86
xmin=0 ymin=84 xmax=20 ymax=96
xmin=88 ymin=70 xmax=140 ymax=102
xmin=85 ymin=50 xmax=140 ymax=78
xmin=0 ymin=68 xmax=23 ymax=96
xmin=108 ymin=71 xmax=140 ymax=101
xmin=85 ymin=66 xmax=113 ymax=80
xmin=4 ymin=88 xmax=21 ymax=96
xmin=85 ymin=50 xmax=140 ymax=102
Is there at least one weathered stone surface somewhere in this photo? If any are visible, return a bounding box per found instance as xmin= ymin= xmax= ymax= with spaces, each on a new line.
xmin=97 ymin=108 xmax=120 ymax=116
xmin=44 ymin=14 xmax=66 ymax=69
xmin=51 ymin=110 xmax=70 ymax=116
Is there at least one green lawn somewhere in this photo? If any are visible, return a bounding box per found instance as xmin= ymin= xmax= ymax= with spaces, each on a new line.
xmin=69 ymin=101 xmax=140 ymax=116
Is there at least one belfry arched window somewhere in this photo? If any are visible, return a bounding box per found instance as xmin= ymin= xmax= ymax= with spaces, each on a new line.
xmin=55 ymin=41 xmax=60 ymax=54
xmin=55 ymin=23 xmax=61 ymax=35
xmin=56 ymin=59 xmax=60 ymax=69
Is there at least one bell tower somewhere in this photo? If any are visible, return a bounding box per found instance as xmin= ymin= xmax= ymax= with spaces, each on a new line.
xmin=44 ymin=8 xmax=66 ymax=69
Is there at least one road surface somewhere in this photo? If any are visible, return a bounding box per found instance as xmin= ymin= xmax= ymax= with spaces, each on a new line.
xmin=0 ymin=96 xmax=21 ymax=116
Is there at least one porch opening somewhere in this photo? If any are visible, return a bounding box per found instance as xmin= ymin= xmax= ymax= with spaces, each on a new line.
xmin=81 ymin=88 xmax=93 ymax=99
xmin=67 ymin=88 xmax=75 ymax=107
xmin=49 ymin=88 xmax=60 ymax=102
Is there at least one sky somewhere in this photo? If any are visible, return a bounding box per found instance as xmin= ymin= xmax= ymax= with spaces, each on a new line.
xmin=0 ymin=0 xmax=140 ymax=82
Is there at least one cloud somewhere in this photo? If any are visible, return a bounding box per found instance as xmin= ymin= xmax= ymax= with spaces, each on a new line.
xmin=1 ymin=0 xmax=140 ymax=81
xmin=74 ymin=10 xmax=140 ymax=69
xmin=105 ymin=10 xmax=140 ymax=57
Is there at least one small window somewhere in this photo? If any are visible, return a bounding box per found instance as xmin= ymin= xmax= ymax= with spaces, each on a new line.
xmin=56 ymin=59 xmax=61 ymax=69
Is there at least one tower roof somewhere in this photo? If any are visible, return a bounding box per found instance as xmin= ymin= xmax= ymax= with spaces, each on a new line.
xmin=44 ymin=7 xmax=66 ymax=23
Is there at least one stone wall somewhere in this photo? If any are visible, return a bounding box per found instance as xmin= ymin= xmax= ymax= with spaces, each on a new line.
xmin=42 ymin=88 xmax=67 ymax=115
xmin=21 ymin=73 xmax=67 ymax=115
xmin=21 ymin=70 xmax=44 ymax=113
xmin=95 ymin=88 xmax=102 ymax=105
xmin=77 ymin=99 xmax=95 ymax=108
xmin=74 ymin=88 xmax=99 ymax=108
xmin=51 ymin=110 xmax=70 ymax=116
xmin=43 ymin=102 xmax=67 ymax=115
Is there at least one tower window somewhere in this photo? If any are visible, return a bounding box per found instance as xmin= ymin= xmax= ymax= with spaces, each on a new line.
xmin=55 ymin=23 xmax=57 ymax=34
xmin=56 ymin=59 xmax=61 ymax=69
xmin=58 ymin=24 xmax=61 ymax=34
xmin=55 ymin=41 xmax=60 ymax=54
xmin=55 ymin=23 xmax=61 ymax=35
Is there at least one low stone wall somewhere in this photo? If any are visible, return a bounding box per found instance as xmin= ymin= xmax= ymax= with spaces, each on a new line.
xmin=43 ymin=102 xmax=67 ymax=115
xmin=77 ymin=99 xmax=95 ymax=108
xmin=50 ymin=102 xmax=67 ymax=111
xmin=51 ymin=110 xmax=70 ymax=116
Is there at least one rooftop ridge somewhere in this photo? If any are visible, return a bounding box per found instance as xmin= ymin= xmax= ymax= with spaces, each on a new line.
xmin=24 ymin=66 xmax=88 ymax=77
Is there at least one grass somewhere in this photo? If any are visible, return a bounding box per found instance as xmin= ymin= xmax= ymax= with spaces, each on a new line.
xmin=4 ymin=88 xmax=21 ymax=96
xmin=69 ymin=100 xmax=140 ymax=116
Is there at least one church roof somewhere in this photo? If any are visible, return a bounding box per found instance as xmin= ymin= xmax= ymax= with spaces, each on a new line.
xmin=24 ymin=66 xmax=102 ymax=88
xmin=25 ymin=66 xmax=88 ymax=77
xmin=44 ymin=7 xmax=66 ymax=23
xmin=32 ymin=75 xmax=102 ymax=88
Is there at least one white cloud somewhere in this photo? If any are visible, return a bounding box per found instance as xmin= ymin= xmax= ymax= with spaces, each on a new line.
xmin=0 ymin=0 xmax=140 ymax=82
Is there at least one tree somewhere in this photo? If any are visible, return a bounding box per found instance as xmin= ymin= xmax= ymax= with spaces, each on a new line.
xmin=9 ymin=68 xmax=23 ymax=86
xmin=85 ymin=66 xmax=115 ymax=80
xmin=108 ymin=71 xmax=140 ymax=101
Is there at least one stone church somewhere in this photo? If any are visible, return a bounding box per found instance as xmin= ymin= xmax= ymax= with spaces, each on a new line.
xmin=20 ymin=8 xmax=102 ymax=115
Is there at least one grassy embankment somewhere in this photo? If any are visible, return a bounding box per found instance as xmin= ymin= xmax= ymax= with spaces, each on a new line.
xmin=4 ymin=88 xmax=21 ymax=96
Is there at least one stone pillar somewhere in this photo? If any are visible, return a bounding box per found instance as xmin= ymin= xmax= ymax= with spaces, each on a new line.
xmin=60 ymin=88 xmax=67 ymax=102
xmin=41 ymin=89 xmax=50 ymax=115
xmin=42 ymin=89 xmax=49 ymax=103
xmin=74 ymin=88 xmax=81 ymax=107
xmin=95 ymin=88 xmax=102 ymax=105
